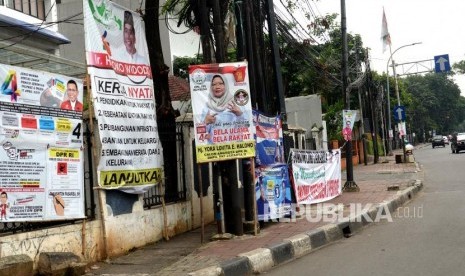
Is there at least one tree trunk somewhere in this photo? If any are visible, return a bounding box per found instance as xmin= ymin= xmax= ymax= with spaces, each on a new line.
xmin=144 ymin=0 xmax=178 ymax=197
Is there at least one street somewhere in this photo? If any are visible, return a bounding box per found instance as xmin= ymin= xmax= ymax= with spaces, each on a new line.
xmin=265 ymin=144 xmax=465 ymax=275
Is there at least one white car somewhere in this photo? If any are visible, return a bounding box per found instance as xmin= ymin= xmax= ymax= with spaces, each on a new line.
xmin=443 ymin=136 xmax=449 ymax=145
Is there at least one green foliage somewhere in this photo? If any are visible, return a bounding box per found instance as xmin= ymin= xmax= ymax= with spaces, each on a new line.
xmin=323 ymin=100 xmax=344 ymax=141
xmin=403 ymin=73 xmax=465 ymax=137
xmin=364 ymin=135 xmax=385 ymax=156
xmin=173 ymin=56 xmax=200 ymax=79
xmin=173 ymin=49 xmax=237 ymax=79
xmin=453 ymin=60 xmax=465 ymax=74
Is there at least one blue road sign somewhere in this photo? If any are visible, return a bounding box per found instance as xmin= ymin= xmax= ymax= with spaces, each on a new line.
xmin=393 ymin=105 xmax=406 ymax=121
xmin=434 ymin=54 xmax=451 ymax=73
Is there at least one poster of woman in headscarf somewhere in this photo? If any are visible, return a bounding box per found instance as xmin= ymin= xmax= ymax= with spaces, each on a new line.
xmin=189 ymin=62 xmax=255 ymax=163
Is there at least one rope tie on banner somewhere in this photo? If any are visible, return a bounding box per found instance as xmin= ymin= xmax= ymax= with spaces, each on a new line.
xmin=339 ymin=140 xmax=348 ymax=151
xmin=288 ymin=148 xmax=335 ymax=165
xmin=287 ymin=149 xmax=293 ymax=165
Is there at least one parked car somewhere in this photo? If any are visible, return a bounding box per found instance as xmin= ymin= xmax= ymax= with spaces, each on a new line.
xmin=432 ymin=135 xmax=445 ymax=148
xmin=451 ymin=133 xmax=465 ymax=153
xmin=443 ymin=136 xmax=449 ymax=145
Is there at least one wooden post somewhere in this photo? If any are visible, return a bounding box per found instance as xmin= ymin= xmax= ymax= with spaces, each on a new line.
xmin=251 ymin=158 xmax=258 ymax=235
xmin=86 ymin=73 xmax=109 ymax=261
xmin=197 ymin=164 xmax=204 ymax=243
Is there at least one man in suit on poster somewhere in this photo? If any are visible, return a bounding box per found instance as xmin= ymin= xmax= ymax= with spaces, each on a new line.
xmin=60 ymin=80 xmax=83 ymax=111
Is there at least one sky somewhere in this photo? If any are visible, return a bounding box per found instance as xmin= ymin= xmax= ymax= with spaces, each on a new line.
xmin=307 ymin=0 xmax=465 ymax=95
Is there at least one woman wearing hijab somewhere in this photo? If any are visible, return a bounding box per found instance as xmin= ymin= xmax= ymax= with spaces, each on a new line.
xmin=201 ymin=74 xmax=245 ymax=143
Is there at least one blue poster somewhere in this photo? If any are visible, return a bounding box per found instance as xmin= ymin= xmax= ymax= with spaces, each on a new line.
xmin=253 ymin=110 xmax=284 ymax=166
xmin=255 ymin=164 xmax=292 ymax=220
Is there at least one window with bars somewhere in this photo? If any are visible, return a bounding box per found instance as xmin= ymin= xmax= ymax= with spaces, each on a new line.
xmin=8 ymin=0 xmax=45 ymax=20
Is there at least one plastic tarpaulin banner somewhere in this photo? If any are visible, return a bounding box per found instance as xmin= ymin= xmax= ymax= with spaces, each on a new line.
xmin=291 ymin=149 xmax=342 ymax=204
xmin=0 ymin=63 xmax=85 ymax=221
xmin=253 ymin=111 xmax=290 ymax=220
xmin=342 ymin=110 xmax=356 ymax=141
xmin=83 ymin=0 xmax=163 ymax=193
xmin=255 ymin=164 xmax=292 ymax=220
xmin=253 ymin=110 xmax=284 ymax=166
xmin=189 ymin=62 xmax=255 ymax=163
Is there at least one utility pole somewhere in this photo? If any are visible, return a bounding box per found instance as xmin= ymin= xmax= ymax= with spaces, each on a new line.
xmin=238 ymin=0 xmax=259 ymax=235
xmin=386 ymin=42 xmax=422 ymax=157
xmin=356 ymin=47 xmax=367 ymax=166
xmin=341 ymin=0 xmax=358 ymax=191
xmin=265 ymin=0 xmax=285 ymax=117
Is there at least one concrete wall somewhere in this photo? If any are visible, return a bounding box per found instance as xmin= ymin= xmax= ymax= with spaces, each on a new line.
xmin=285 ymin=95 xmax=323 ymax=148
xmin=0 ymin=199 xmax=213 ymax=270
xmin=103 ymin=200 xmax=192 ymax=256
xmin=0 ymin=220 xmax=103 ymax=268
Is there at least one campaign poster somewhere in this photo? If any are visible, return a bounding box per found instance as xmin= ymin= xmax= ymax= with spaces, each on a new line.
xmin=291 ymin=149 xmax=342 ymax=204
xmin=0 ymin=64 xmax=85 ymax=222
xmin=189 ymin=62 xmax=255 ymax=163
xmin=253 ymin=110 xmax=284 ymax=166
xmin=83 ymin=0 xmax=163 ymax=193
xmin=342 ymin=109 xmax=356 ymax=141
xmin=255 ymin=164 xmax=292 ymax=221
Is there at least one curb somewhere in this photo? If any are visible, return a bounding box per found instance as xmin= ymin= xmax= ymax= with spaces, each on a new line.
xmin=188 ymin=180 xmax=423 ymax=276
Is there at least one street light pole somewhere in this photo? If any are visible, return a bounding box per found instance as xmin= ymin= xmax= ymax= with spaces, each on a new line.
xmin=385 ymin=42 xmax=422 ymax=158
xmin=341 ymin=0 xmax=358 ymax=191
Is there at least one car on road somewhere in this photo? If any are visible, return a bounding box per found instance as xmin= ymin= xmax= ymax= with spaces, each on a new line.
xmin=443 ymin=136 xmax=449 ymax=145
xmin=432 ymin=135 xmax=445 ymax=148
xmin=451 ymin=133 xmax=465 ymax=153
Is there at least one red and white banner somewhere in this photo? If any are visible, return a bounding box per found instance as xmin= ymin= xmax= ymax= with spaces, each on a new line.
xmin=189 ymin=62 xmax=255 ymax=163
xmin=381 ymin=7 xmax=391 ymax=53
xmin=83 ymin=0 xmax=163 ymax=193
xmin=291 ymin=149 xmax=342 ymax=204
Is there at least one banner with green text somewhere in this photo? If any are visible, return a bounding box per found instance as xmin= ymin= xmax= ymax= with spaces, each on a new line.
xmin=291 ymin=149 xmax=342 ymax=204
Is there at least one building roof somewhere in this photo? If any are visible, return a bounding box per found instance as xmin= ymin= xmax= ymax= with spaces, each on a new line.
xmin=169 ymin=75 xmax=191 ymax=101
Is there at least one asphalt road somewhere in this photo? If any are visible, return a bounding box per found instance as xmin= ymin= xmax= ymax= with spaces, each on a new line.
xmin=266 ymin=144 xmax=465 ymax=276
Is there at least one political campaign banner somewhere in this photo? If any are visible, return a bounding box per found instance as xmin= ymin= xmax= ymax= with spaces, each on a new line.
xmin=255 ymin=164 xmax=292 ymax=221
xmin=83 ymin=0 xmax=163 ymax=193
xmin=253 ymin=110 xmax=284 ymax=166
xmin=291 ymin=149 xmax=342 ymax=204
xmin=342 ymin=110 xmax=356 ymax=141
xmin=189 ymin=62 xmax=255 ymax=163
xmin=0 ymin=63 xmax=85 ymax=221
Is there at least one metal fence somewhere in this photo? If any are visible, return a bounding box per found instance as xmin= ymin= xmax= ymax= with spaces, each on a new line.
xmin=143 ymin=124 xmax=186 ymax=208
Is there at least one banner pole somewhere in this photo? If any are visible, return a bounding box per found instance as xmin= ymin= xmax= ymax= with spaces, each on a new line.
xmin=197 ymin=164 xmax=204 ymax=243
xmin=86 ymin=73 xmax=109 ymax=261
xmin=251 ymin=158 xmax=258 ymax=235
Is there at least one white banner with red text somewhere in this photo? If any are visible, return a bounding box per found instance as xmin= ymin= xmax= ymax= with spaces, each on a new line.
xmin=291 ymin=149 xmax=342 ymax=204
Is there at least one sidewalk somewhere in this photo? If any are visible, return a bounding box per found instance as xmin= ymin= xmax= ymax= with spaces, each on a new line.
xmin=85 ymin=147 xmax=425 ymax=276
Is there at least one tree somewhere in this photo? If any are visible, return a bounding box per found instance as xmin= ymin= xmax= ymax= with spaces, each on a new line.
xmin=453 ymin=60 xmax=465 ymax=74
xmin=144 ymin=0 xmax=178 ymax=197
xmin=173 ymin=56 xmax=200 ymax=79
xmin=404 ymin=73 xmax=465 ymax=138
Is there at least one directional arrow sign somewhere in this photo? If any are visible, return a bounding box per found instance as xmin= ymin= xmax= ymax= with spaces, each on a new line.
xmin=434 ymin=54 xmax=451 ymax=73
xmin=393 ymin=105 xmax=406 ymax=121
